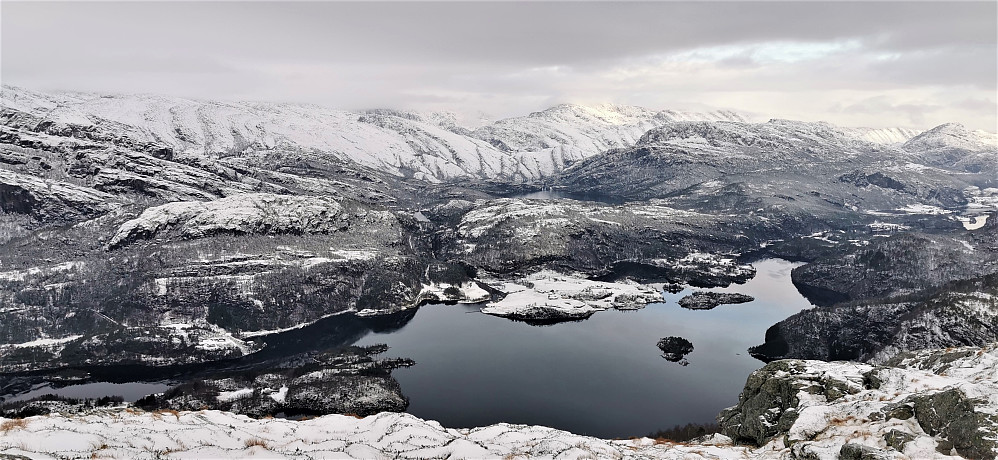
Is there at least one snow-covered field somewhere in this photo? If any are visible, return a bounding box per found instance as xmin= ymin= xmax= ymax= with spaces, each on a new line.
xmin=0 ymin=410 xmax=748 ymax=460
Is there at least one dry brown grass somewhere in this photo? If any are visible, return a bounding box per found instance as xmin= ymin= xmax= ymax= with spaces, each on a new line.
xmin=155 ymin=409 xmax=180 ymax=420
xmin=89 ymin=442 xmax=111 ymax=459
xmin=0 ymin=419 xmax=29 ymax=432
xmin=89 ymin=441 xmax=109 ymax=450
xmin=244 ymin=438 xmax=269 ymax=449
xmin=829 ymin=415 xmax=857 ymax=426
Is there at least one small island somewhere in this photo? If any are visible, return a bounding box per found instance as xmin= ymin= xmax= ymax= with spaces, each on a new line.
xmin=657 ymin=336 xmax=694 ymax=365
xmin=678 ymin=292 xmax=755 ymax=310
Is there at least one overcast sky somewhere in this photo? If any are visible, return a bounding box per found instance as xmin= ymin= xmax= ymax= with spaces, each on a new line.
xmin=3 ymin=1 xmax=996 ymax=130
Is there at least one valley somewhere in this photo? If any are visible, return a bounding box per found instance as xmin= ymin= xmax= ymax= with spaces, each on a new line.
xmin=1 ymin=84 xmax=996 ymax=458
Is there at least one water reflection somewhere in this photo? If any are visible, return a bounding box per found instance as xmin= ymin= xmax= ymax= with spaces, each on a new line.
xmin=6 ymin=382 xmax=171 ymax=403
xmin=1 ymin=260 xmax=811 ymax=440
xmin=354 ymin=259 xmax=811 ymax=438
xmin=0 ymin=308 xmax=419 ymax=402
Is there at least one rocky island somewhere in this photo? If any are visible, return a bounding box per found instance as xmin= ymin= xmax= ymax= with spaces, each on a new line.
xmin=657 ymin=336 xmax=695 ymax=364
xmin=678 ymin=292 xmax=755 ymax=310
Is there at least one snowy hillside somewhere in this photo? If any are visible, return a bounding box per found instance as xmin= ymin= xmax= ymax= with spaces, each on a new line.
xmin=2 ymin=85 xmax=934 ymax=182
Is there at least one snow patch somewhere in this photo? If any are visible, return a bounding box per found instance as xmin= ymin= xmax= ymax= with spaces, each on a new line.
xmin=216 ymin=388 xmax=254 ymax=403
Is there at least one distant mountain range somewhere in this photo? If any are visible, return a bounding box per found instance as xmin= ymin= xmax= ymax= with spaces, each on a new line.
xmin=9 ymin=85 xmax=987 ymax=184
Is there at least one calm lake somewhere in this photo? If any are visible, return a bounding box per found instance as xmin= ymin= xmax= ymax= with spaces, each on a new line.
xmin=3 ymin=259 xmax=812 ymax=439
xmin=354 ymin=258 xmax=812 ymax=437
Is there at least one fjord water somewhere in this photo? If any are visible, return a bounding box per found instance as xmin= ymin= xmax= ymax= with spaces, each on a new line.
xmin=354 ymin=258 xmax=812 ymax=438
xmin=3 ymin=259 xmax=811 ymax=438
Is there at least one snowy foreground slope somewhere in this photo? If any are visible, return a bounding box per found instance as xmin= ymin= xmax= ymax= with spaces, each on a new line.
xmin=3 ymin=343 xmax=996 ymax=460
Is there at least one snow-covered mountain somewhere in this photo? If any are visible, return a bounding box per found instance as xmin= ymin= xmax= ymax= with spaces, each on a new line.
xmin=2 ymin=84 xmax=997 ymax=405
xmin=2 ymin=85 xmax=940 ymax=183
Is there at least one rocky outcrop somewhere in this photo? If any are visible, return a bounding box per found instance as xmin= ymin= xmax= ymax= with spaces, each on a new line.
xmin=0 ymin=169 xmax=115 ymax=221
xmin=107 ymin=193 xmax=381 ymax=249
xmin=678 ymin=292 xmax=754 ymax=310
xmin=720 ymin=343 xmax=998 ymax=459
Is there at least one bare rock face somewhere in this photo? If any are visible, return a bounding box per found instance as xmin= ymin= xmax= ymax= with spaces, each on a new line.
xmin=677 ymin=292 xmax=754 ymax=310
xmin=0 ymin=169 xmax=115 ymax=221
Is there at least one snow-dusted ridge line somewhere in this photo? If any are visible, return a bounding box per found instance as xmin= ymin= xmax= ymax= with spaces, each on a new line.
xmin=3 ymin=84 xmax=953 ymax=183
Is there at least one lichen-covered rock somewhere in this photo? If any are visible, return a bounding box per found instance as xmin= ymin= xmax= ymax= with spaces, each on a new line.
xmin=720 ymin=344 xmax=998 ymax=459
xmin=839 ymin=442 xmax=897 ymax=460
xmin=908 ymin=388 xmax=997 ymax=459
xmin=718 ymin=360 xmax=868 ymax=445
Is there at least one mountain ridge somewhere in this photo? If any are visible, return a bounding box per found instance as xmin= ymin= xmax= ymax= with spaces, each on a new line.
xmin=6 ymin=85 xmax=976 ymax=184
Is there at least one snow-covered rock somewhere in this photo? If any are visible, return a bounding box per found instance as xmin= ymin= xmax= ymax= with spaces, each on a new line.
xmin=480 ymin=270 xmax=663 ymax=323
xmin=1 ymin=86 xmax=748 ymax=183
xmin=0 ymin=410 xmax=751 ymax=460
xmin=721 ymin=343 xmax=998 ymax=459
xmin=903 ymin=123 xmax=998 ymax=154
xmin=844 ymin=126 xmax=922 ymax=145
xmin=107 ymin=193 xmax=384 ymax=248
xmin=0 ymin=169 xmax=116 ymax=221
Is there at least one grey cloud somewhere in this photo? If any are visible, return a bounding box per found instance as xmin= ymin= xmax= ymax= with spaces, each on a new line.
xmin=5 ymin=2 xmax=993 ymax=66
xmin=2 ymin=1 xmax=995 ymax=131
